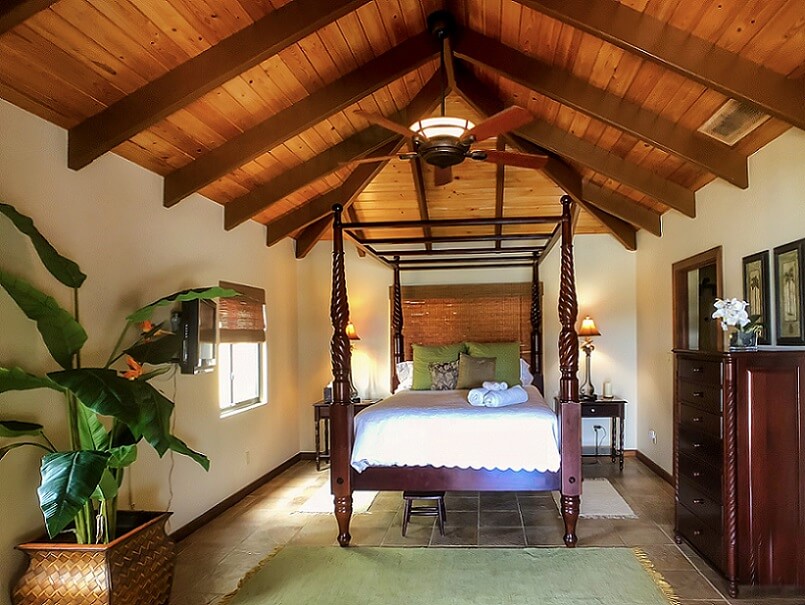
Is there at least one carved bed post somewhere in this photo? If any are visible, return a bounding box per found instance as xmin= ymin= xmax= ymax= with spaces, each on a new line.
xmin=391 ymin=256 xmax=404 ymax=392
xmin=557 ymin=194 xmax=582 ymax=547
xmin=329 ymin=204 xmax=354 ymax=547
xmin=530 ymin=252 xmax=544 ymax=392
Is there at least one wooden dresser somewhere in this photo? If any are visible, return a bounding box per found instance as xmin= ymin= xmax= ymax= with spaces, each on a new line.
xmin=673 ymin=349 xmax=805 ymax=597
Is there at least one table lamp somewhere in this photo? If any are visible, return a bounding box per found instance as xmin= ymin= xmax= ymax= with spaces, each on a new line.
xmin=578 ymin=315 xmax=601 ymax=401
xmin=346 ymin=321 xmax=361 ymax=401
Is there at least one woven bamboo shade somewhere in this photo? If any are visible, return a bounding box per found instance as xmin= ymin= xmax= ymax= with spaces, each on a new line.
xmin=218 ymin=281 xmax=266 ymax=343
xmin=397 ymin=283 xmax=533 ymax=360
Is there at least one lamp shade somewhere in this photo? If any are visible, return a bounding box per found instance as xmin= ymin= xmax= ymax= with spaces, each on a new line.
xmin=578 ymin=316 xmax=601 ymax=338
xmin=345 ymin=322 xmax=361 ymax=341
xmin=409 ymin=116 xmax=474 ymax=139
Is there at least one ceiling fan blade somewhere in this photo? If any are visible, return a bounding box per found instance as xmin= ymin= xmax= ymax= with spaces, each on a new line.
xmin=353 ymin=110 xmax=416 ymax=139
xmin=481 ymin=149 xmax=548 ymax=170
xmin=434 ymin=165 xmax=453 ymax=186
xmin=342 ymin=155 xmax=405 ymax=166
xmin=461 ymin=106 xmax=534 ymax=143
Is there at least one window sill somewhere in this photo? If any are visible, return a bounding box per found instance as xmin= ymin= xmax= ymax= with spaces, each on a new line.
xmin=220 ymin=399 xmax=267 ymax=419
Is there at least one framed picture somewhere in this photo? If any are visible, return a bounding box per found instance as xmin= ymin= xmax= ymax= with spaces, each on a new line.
xmin=742 ymin=251 xmax=771 ymax=344
xmin=773 ymin=239 xmax=805 ymax=345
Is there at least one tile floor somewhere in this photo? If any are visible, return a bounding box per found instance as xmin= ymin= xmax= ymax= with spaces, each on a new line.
xmin=171 ymin=458 xmax=804 ymax=605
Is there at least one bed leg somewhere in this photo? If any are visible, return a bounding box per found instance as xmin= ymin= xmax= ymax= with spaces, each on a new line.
xmin=560 ymin=494 xmax=579 ymax=548
xmin=335 ymin=495 xmax=353 ymax=547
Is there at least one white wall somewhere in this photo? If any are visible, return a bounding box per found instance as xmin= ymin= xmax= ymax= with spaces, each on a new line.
xmin=635 ymin=127 xmax=805 ymax=474
xmin=0 ymin=99 xmax=300 ymax=602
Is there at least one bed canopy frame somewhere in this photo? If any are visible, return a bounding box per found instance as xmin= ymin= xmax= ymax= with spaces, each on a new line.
xmin=328 ymin=195 xmax=581 ymax=547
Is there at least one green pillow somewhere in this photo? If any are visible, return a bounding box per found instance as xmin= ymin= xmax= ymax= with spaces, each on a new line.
xmin=412 ymin=343 xmax=466 ymax=390
xmin=466 ymin=341 xmax=522 ymax=386
xmin=456 ymin=353 xmax=496 ymax=389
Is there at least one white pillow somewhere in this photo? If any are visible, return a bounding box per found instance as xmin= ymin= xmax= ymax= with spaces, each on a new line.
xmin=520 ymin=358 xmax=534 ymax=386
xmin=395 ymin=361 xmax=414 ymax=392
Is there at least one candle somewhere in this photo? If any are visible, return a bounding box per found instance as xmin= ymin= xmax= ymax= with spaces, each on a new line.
xmin=603 ymin=381 xmax=613 ymax=398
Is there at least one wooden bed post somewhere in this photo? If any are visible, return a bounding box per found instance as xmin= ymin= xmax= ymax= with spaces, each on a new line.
xmin=391 ymin=256 xmax=404 ymax=392
xmin=329 ymin=203 xmax=354 ymax=547
xmin=530 ymin=252 xmax=544 ymax=392
xmin=558 ymin=194 xmax=582 ymax=547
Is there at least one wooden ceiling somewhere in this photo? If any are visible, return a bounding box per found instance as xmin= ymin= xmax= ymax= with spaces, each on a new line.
xmin=0 ymin=0 xmax=802 ymax=259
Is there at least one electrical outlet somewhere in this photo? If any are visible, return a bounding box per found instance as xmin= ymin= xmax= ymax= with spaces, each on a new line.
xmin=649 ymin=430 xmax=657 ymax=444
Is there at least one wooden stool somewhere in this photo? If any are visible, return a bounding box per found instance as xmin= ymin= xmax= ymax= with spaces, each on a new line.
xmin=402 ymin=491 xmax=446 ymax=537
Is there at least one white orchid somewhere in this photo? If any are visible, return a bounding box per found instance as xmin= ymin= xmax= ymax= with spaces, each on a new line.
xmin=712 ymin=298 xmax=751 ymax=331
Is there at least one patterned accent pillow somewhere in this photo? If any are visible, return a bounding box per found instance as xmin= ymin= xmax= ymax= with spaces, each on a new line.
xmin=428 ymin=360 xmax=459 ymax=390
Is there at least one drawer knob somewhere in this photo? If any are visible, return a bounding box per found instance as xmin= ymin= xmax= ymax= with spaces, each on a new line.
xmin=692 ymin=367 xmax=703 ymax=373
xmin=692 ymin=471 xmax=702 ymax=478
xmin=692 ymin=443 xmax=702 ymax=448
xmin=693 ymin=498 xmax=705 ymax=505
xmin=590 ymin=408 xmax=596 ymax=413
xmin=693 ymin=529 xmax=703 ymax=536
xmin=693 ymin=391 xmax=704 ymax=398
xmin=692 ymin=417 xmax=703 ymax=423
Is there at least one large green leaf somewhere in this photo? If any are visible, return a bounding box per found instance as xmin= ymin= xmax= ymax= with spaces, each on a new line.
xmin=0 ymin=441 xmax=51 ymax=461
xmin=37 ymin=450 xmax=109 ymax=538
xmin=0 ymin=202 xmax=86 ymax=288
xmin=124 ymin=332 xmax=182 ymax=365
xmin=0 ymin=272 xmax=87 ymax=369
xmin=92 ymin=469 xmax=118 ymax=501
xmin=106 ymin=444 xmax=137 ymax=469
xmin=75 ymin=402 xmax=109 ymax=451
xmin=126 ymin=287 xmax=238 ymax=323
xmin=0 ymin=420 xmax=44 ymax=437
xmin=168 ymin=436 xmax=210 ymax=471
xmin=0 ymin=367 xmax=65 ymax=394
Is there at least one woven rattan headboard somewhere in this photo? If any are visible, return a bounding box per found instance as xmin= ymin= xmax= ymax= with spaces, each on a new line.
xmin=395 ymin=283 xmax=536 ymax=362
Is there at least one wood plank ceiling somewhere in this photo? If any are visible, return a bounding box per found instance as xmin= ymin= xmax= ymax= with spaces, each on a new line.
xmin=0 ymin=0 xmax=802 ymax=259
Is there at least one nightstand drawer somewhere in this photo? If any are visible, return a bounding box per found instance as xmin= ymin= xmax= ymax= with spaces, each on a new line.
xmin=677 ymin=503 xmax=724 ymax=573
xmin=678 ymin=452 xmax=721 ymax=502
xmin=581 ymin=402 xmax=621 ymax=417
xmin=678 ymin=425 xmax=722 ymax=469
xmin=679 ymin=477 xmax=722 ymax=531
xmin=678 ymin=379 xmax=722 ymax=415
xmin=679 ymin=404 xmax=721 ymax=439
xmin=677 ymin=357 xmax=721 ymax=385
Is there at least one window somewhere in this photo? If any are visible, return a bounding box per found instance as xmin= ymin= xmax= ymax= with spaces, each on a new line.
xmin=218 ymin=282 xmax=267 ymax=416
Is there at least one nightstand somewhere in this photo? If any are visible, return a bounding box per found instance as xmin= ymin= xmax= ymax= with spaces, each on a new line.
xmin=312 ymin=399 xmax=381 ymax=471
xmin=581 ymin=398 xmax=626 ymax=470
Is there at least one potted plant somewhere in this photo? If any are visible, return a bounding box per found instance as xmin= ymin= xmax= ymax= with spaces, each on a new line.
xmin=711 ymin=297 xmax=762 ymax=349
xmin=0 ymin=202 xmax=234 ymax=604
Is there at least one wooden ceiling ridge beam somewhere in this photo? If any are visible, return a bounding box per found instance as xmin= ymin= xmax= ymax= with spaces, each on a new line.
xmin=223 ymin=73 xmax=444 ymax=229
xmin=513 ymin=0 xmax=805 ymax=130
xmin=67 ymin=0 xmax=372 ymax=170
xmin=265 ymin=138 xmax=404 ymax=247
xmin=163 ymin=31 xmax=440 ymax=207
xmin=410 ymin=157 xmax=433 ymax=251
xmin=0 ymin=1 xmax=58 ymax=36
xmin=494 ymin=137 xmax=505 ymax=249
xmin=454 ymin=29 xmax=748 ymax=188
xmin=577 ymin=200 xmax=637 ymax=251
xmin=295 ymin=216 xmax=332 ymax=259
xmin=453 ymin=67 xmax=696 ymax=217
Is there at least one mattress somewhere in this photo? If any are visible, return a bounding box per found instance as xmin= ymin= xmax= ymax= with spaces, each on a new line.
xmin=350 ymin=385 xmax=560 ymax=473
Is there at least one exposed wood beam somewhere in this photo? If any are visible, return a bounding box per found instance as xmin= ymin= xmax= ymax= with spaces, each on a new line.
xmin=513 ymin=0 xmax=805 ymax=130
xmin=410 ymin=158 xmax=433 ymax=251
xmin=223 ymin=73 xmax=443 ymax=228
xmin=581 ymin=182 xmax=661 ymax=237
xmin=494 ymin=137 xmax=505 ymax=249
xmin=539 ymin=224 xmax=562 ymax=266
xmin=163 ymin=32 xmax=440 ymax=207
xmin=265 ymin=139 xmax=403 ymax=247
xmin=454 ymin=65 xmax=696 ymax=218
xmin=578 ymin=200 xmax=637 ymax=251
xmin=0 ymin=1 xmax=57 ymax=36
xmin=442 ymin=37 xmax=457 ymax=91
xmin=295 ymin=216 xmax=332 ymax=259
xmin=345 ymin=204 xmax=366 ymax=245
xmin=67 ymin=0 xmax=372 ymax=170
xmin=454 ymin=30 xmax=748 ymax=188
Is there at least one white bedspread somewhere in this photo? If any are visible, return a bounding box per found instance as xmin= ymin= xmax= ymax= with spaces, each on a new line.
xmin=351 ymin=386 xmax=560 ymax=473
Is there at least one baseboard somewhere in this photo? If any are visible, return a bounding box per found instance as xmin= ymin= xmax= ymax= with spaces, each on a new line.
xmin=635 ymin=450 xmax=673 ymax=485
xmin=171 ymin=452 xmax=302 ymax=542
xmin=299 ymin=451 xmax=316 ymax=461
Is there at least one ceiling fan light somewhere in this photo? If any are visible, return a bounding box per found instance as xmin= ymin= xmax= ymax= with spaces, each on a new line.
xmin=409 ymin=116 xmax=474 ymax=139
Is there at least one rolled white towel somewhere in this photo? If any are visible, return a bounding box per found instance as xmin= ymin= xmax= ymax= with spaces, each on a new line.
xmin=467 ymin=387 xmax=489 ymax=406
xmin=482 ymin=381 xmax=508 ymax=391
xmin=482 ymin=385 xmax=528 ymax=408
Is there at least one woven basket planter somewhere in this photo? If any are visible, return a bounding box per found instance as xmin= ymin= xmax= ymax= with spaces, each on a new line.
xmin=12 ymin=511 xmax=175 ymax=605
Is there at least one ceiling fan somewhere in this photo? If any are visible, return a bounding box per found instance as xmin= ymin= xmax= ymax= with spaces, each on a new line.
xmin=349 ymin=12 xmax=548 ymax=186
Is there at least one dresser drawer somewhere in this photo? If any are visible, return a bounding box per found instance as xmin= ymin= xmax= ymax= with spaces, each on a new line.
xmin=679 ymin=404 xmax=721 ymax=439
xmin=678 ymin=379 xmax=722 ymax=415
xmin=678 ymin=480 xmax=722 ymax=534
xmin=677 ymin=357 xmax=721 ymax=384
xmin=679 ymin=452 xmax=722 ymax=501
xmin=677 ymin=503 xmax=724 ymax=573
xmin=678 ymin=425 xmax=722 ymax=469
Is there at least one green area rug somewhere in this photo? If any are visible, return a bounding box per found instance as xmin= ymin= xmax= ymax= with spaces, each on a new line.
xmin=222 ymin=547 xmax=677 ymax=605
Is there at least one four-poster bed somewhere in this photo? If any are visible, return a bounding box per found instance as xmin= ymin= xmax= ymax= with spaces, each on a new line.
xmin=328 ymin=195 xmax=581 ymax=547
